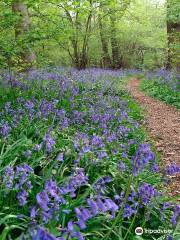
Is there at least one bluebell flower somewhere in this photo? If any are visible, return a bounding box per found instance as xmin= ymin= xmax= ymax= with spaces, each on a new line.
xmin=93 ymin=176 xmax=112 ymax=196
xmin=104 ymin=198 xmax=119 ymax=212
xmin=87 ymin=198 xmax=99 ymax=215
xmin=91 ymin=134 xmax=104 ymax=148
xmin=123 ymin=204 xmax=135 ymax=219
xmin=162 ymin=202 xmax=172 ymax=210
xmin=3 ymin=166 xmax=14 ymax=189
xmin=132 ymin=144 xmax=155 ymax=176
xmin=77 ymin=219 xmax=87 ymax=230
xmin=166 ymin=164 xmax=180 ymax=175
xmin=81 ymin=208 xmax=92 ymax=220
xmin=138 ymin=183 xmax=156 ymax=205
xmin=31 ymin=226 xmax=56 ymax=240
xmin=0 ymin=121 xmax=11 ymax=137
xmin=71 ymin=231 xmax=84 ymax=240
xmin=171 ymin=205 xmax=180 ymax=226
xmin=97 ymin=151 xmax=108 ymax=160
xmin=24 ymin=100 xmax=34 ymax=110
xmin=34 ymin=144 xmax=42 ymax=151
xmin=17 ymin=189 xmax=28 ymax=206
xmin=96 ymin=198 xmax=107 ymax=212
xmin=44 ymin=133 xmax=56 ymax=153
xmin=60 ymin=168 xmax=88 ymax=198
xmin=56 ymin=153 xmax=64 ymax=162
xmin=4 ymin=163 xmax=34 ymax=206
xmin=36 ymin=179 xmax=65 ymax=223
xmin=30 ymin=206 xmax=37 ymax=219
xmin=166 ymin=235 xmax=173 ymax=240
xmin=150 ymin=164 xmax=159 ymax=173
xmin=118 ymin=161 xmax=126 ymax=172
xmin=36 ymin=191 xmax=50 ymax=211
xmin=45 ymin=179 xmax=62 ymax=201
xmin=128 ymin=189 xmax=136 ymax=202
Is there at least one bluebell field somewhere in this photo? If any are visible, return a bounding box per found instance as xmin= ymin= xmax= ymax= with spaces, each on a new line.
xmin=0 ymin=68 xmax=179 ymax=240
xmin=146 ymin=69 xmax=180 ymax=92
xmin=142 ymin=69 xmax=180 ymax=109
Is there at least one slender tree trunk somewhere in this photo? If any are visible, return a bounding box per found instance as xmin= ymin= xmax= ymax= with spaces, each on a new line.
xmin=59 ymin=1 xmax=92 ymax=70
xmin=166 ymin=0 xmax=180 ymax=69
xmin=108 ymin=0 xmax=131 ymax=69
xmin=98 ymin=16 xmax=111 ymax=68
xmin=110 ymin=15 xmax=121 ymax=69
xmin=166 ymin=22 xmax=180 ymax=69
xmin=79 ymin=2 xmax=92 ymax=69
xmin=12 ymin=0 xmax=36 ymax=71
xmin=71 ymin=17 xmax=89 ymax=70
xmin=71 ymin=38 xmax=80 ymax=69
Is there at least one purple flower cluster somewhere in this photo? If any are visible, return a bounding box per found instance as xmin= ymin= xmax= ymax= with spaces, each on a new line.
xmin=59 ymin=221 xmax=84 ymax=240
xmin=3 ymin=166 xmax=14 ymax=189
xmin=39 ymin=100 xmax=55 ymax=119
xmin=56 ymin=152 xmax=64 ymax=162
xmin=72 ymin=110 xmax=85 ymax=124
xmin=0 ymin=68 xmax=175 ymax=239
xmin=93 ymin=176 xmax=112 ymax=196
xmin=150 ymin=163 xmax=159 ymax=173
xmin=147 ymin=68 xmax=179 ymax=91
xmin=171 ymin=205 xmax=180 ymax=226
xmin=34 ymin=143 xmax=42 ymax=151
xmin=74 ymin=197 xmax=119 ymax=230
xmin=3 ymin=164 xmax=33 ymax=206
xmin=60 ymin=168 xmax=88 ymax=198
xmin=31 ymin=226 xmax=56 ymax=240
xmin=15 ymin=164 xmax=33 ymax=206
xmin=166 ymin=164 xmax=180 ymax=175
xmin=118 ymin=161 xmax=126 ymax=172
xmin=44 ymin=132 xmax=56 ymax=153
xmin=138 ymin=183 xmax=156 ymax=205
xmin=132 ymin=144 xmax=155 ymax=176
xmin=35 ymin=179 xmax=65 ymax=223
xmin=56 ymin=109 xmax=69 ymax=129
xmin=123 ymin=204 xmax=136 ymax=219
xmin=91 ymin=134 xmax=104 ymax=148
xmin=0 ymin=121 xmax=11 ymax=138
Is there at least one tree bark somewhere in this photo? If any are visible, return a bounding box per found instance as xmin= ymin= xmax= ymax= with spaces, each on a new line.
xmin=110 ymin=14 xmax=121 ymax=69
xmin=12 ymin=0 xmax=36 ymax=71
xmin=98 ymin=15 xmax=111 ymax=68
xmin=80 ymin=9 xmax=92 ymax=69
xmin=166 ymin=0 xmax=180 ymax=69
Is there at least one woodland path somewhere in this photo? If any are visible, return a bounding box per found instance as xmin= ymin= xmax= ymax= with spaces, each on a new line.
xmin=127 ymin=78 xmax=180 ymax=197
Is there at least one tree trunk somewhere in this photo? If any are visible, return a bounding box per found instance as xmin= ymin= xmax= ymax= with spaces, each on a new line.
xmin=166 ymin=22 xmax=180 ymax=69
xmin=12 ymin=0 xmax=36 ymax=71
xmin=98 ymin=16 xmax=111 ymax=68
xmin=80 ymin=6 xmax=92 ymax=70
xmin=110 ymin=15 xmax=121 ymax=69
xmin=166 ymin=0 xmax=180 ymax=69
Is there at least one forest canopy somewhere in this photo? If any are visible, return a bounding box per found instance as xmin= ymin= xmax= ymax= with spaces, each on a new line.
xmin=0 ymin=0 xmax=179 ymax=71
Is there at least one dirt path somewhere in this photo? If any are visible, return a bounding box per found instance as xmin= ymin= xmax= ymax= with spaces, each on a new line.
xmin=127 ymin=79 xmax=180 ymax=196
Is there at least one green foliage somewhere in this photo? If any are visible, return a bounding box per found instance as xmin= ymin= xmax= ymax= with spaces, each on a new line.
xmin=140 ymin=79 xmax=180 ymax=109
xmin=167 ymin=0 xmax=180 ymax=23
xmin=0 ymin=0 xmax=176 ymax=70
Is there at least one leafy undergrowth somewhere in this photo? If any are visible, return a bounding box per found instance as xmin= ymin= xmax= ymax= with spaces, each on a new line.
xmin=141 ymin=69 xmax=180 ymax=109
xmin=0 ymin=68 xmax=179 ymax=240
xmin=140 ymin=80 xmax=180 ymax=109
